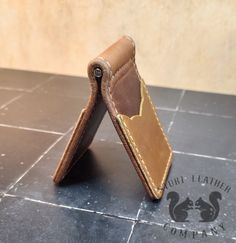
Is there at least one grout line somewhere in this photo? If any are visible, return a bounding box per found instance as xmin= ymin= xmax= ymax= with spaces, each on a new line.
xmin=0 ymin=78 xmax=54 ymax=113
xmin=29 ymin=75 xmax=55 ymax=92
xmin=136 ymin=208 xmax=142 ymax=219
xmin=0 ymin=86 xmax=31 ymax=92
xmin=135 ymin=197 xmax=145 ymax=220
xmin=4 ymin=193 xmax=104 ymax=214
xmin=155 ymin=106 xmax=235 ymax=120
xmin=155 ymin=107 xmax=177 ymax=112
xmin=167 ymin=90 xmax=185 ymax=133
xmin=0 ymin=123 xmax=65 ymax=135
xmin=102 ymin=214 xmax=135 ymax=222
xmin=5 ymin=127 xmax=73 ymax=194
xmin=3 ymin=193 xmax=135 ymax=222
xmin=126 ymin=222 xmax=136 ymax=243
xmin=0 ymin=94 xmax=24 ymax=110
xmin=126 ymin=197 xmax=145 ymax=243
xmin=98 ymin=139 xmax=123 ymax=145
xmin=0 ymin=75 xmax=54 ymax=93
xmin=175 ymin=89 xmax=186 ymax=109
xmin=138 ymin=219 xmax=234 ymax=239
xmin=138 ymin=219 xmax=217 ymax=236
xmin=138 ymin=219 xmax=167 ymax=226
xmin=173 ymin=150 xmax=236 ymax=162
xmin=178 ymin=109 xmax=235 ymax=119
xmin=115 ymin=141 xmax=123 ymax=145
xmin=0 ymin=77 xmax=54 ymax=111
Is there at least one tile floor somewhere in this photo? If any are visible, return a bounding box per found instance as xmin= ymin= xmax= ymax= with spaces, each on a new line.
xmin=0 ymin=68 xmax=235 ymax=242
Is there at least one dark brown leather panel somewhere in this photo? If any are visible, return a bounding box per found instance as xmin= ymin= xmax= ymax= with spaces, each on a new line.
xmin=95 ymin=36 xmax=135 ymax=76
xmin=109 ymin=60 xmax=141 ymax=117
xmin=53 ymin=73 xmax=107 ymax=184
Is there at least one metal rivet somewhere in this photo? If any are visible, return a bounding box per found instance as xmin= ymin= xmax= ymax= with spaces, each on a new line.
xmin=94 ymin=68 xmax=102 ymax=78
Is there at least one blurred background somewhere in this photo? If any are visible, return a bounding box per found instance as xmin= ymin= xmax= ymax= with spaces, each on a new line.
xmin=0 ymin=0 xmax=235 ymax=94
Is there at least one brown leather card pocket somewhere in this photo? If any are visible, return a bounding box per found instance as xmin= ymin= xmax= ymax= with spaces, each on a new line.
xmin=116 ymin=80 xmax=172 ymax=198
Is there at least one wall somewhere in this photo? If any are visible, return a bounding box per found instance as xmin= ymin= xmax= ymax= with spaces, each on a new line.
xmin=0 ymin=0 xmax=236 ymax=94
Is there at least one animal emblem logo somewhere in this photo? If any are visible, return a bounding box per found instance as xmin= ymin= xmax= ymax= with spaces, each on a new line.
xmin=195 ymin=191 xmax=222 ymax=222
xmin=167 ymin=191 xmax=194 ymax=222
xmin=167 ymin=191 xmax=222 ymax=222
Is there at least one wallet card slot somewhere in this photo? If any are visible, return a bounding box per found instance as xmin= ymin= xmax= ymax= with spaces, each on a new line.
xmin=109 ymin=60 xmax=141 ymax=118
xmin=116 ymin=81 xmax=172 ymax=198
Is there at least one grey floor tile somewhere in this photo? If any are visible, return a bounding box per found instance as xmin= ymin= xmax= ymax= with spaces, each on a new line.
xmin=180 ymin=91 xmax=236 ymax=118
xmin=94 ymin=112 xmax=121 ymax=142
xmin=9 ymin=135 xmax=144 ymax=218
xmin=0 ymin=92 xmax=87 ymax=133
xmin=1 ymin=68 xmax=236 ymax=243
xmin=0 ymin=69 xmax=52 ymax=91
xmin=0 ymin=196 xmax=132 ymax=243
xmin=35 ymin=75 xmax=90 ymax=99
xmin=0 ymin=126 xmax=59 ymax=191
xmin=129 ymin=222 xmax=235 ymax=243
xmin=156 ymin=109 xmax=174 ymax=133
xmin=169 ymin=112 xmax=236 ymax=160
xmin=147 ymin=86 xmax=183 ymax=110
xmin=0 ymin=90 xmax=23 ymax=108
xmin=138 ymin=153 xmax=236 ymax=240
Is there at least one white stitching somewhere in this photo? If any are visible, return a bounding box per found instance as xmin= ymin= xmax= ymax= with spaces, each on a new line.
xmin=107 ymin=58 xmax=172 ymax=197
xmin=108 ymin=72 xmax=159 ymax=193
xmin=119 ymin=115 xmax=161 ymax=193
xmin=123 ymin=36 xmax=136 ymax=57
xmin=132 ymin=61 xmax=173 ymax=191
xmin=96 ymin=56 xmax=113 ymax=77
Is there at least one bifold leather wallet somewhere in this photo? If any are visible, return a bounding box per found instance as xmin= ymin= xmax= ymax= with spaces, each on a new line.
xmin=53 ymin=36 xmax=172 ymax=199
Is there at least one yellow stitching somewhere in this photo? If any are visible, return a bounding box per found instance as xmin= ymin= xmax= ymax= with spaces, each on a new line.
xmin=108 ymin=76 xmax=162 ymax=198
xmin=123 ymin=36 xmax=135 ymax=57
xmin=97 ymin=36 xmax=135 ymax=78
xmin=102 ymin=41 xmax=172 ymax=197
xmin=118 ymin=115 xmax=161 ymax=195
xmin=132 ymin=61 xmax=173 ymax=191
xmin=141 ymin=79 xmax=172 ymax=187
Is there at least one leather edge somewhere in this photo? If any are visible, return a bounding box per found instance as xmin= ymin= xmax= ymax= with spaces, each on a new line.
xmin=95 ymin=35 xmax=135 ymax=77
xmin=97 ymin=37 xmax=172 ymax=199
xmin=53 ymin=64 xmax=106 ymax=184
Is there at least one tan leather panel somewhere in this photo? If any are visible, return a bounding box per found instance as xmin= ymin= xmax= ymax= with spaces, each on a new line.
xmin=116 ymin=81 xmax=172 ymax=198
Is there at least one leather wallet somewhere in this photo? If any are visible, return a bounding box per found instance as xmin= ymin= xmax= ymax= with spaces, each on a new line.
xmin=53 ymin=36 xmax=172 ymax=199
